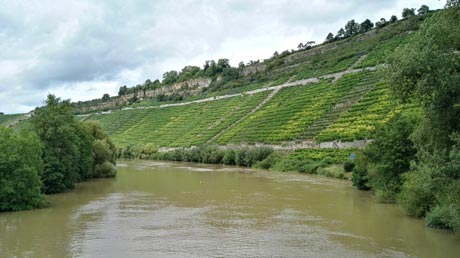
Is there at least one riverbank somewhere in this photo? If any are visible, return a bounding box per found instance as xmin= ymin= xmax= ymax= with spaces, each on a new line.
xmin=117 ymin=145 xmax=356 ymax=180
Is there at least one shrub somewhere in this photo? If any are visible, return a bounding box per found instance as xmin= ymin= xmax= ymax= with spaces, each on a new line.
xmin=94 ymin=161 xmax=117 ymax=178
xmin=222 ymin=149 xmax=236 ymax=165
xmin=343 ymin=161 xmax=355 ymax=172
xmin=352 ymin=152 xmax=370 ymax=190
xmin=254 ymin=152 xmax=284 ymax=170
xmin=398 ymin=170 xmax=435 ymax=218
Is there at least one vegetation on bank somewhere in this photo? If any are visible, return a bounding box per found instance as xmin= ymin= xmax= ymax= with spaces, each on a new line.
xmin=118 ymin=144 xmax=354 ymax=179
xmin=0 ymin=95 xmax=117 ymax=211
xmin=351 ymin=3 xmax=460 ymax=232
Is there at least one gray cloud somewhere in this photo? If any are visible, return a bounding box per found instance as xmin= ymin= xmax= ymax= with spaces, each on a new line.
xmin=0 ymin=0 xmax=445 ymax=114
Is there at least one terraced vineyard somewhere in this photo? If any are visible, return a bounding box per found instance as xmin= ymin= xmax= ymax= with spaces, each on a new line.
xmin=301 ymin=71 xmax=380 ymax=140
xmin=216 ymin=71 xmax=372 ymax=144
xmin=316 ymin=80 xmax=397 ymax=142
xmin=88 ymin=91 xmax=270 ymax=147
xmin=81 ymin=68 xmax=406 ymax=148
xmin=355 ymin=35 xmax=412 ymax=68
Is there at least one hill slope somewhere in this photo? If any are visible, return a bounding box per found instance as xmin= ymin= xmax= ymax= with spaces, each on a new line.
xmin=3 ymin=16 xmax=426 ymax=149
xmin=76 ymin=17 xmax=425 ymax=149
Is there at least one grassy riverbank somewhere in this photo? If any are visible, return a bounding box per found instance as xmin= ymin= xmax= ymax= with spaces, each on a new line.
xmin=117 ymin=145 xmax=355 ymax=180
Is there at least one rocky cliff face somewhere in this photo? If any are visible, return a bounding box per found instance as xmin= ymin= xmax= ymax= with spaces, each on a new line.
xmin=145 ymin=77 xmax=212 ymax=97
xmin=77 ymin=77 xmax=212 ymax=113
xmin=240 ymin=63 xmax=267 ymax=76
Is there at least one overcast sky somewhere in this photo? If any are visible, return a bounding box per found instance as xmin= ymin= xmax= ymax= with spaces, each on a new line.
xmin=0 ymin=0 xmax=445 ymax=114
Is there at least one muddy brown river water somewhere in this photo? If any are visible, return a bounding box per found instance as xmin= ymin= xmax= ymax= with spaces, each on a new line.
xmin=1 ymin=160 xmax=459 ymax=258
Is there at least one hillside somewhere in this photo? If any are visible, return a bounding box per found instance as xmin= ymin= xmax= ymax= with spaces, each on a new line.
xmin=3 ymin=15 xmax=426 ymax=149
xmin=72 ymin=16 xmax=424 ymax=149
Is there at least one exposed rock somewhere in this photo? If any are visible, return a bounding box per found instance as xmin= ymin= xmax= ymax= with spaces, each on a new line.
xmin=240 ymin=63 xmax=267 ymax=76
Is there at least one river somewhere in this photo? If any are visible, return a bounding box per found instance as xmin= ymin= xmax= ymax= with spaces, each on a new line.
xmin=1 ymin=160 xmax=459 ymax=258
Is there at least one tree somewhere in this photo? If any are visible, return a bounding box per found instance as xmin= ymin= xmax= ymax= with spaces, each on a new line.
xmin=445 ymin=0 xmax=460 ymax=8
xmin=335 ymin=28 xmax=345 ymax=40
xmin=375 ymin=18 xmax=387 ymax=28
xmin=305 ymin=41 xmax=315 ymax=49
xmin=402 ymin=8 xmax=416 ymax=19
xmin=325 ymin=32 xmax=334 ymax=43
xmin=238 ymin=61 xmax=245 ymax=68
xmin=83 ymin=120 xmax=117 ymax=178
xmin=418 ymin=5 xmax=430 ymax=15
xmin=31 ymin=95 xmax=86 ymax=193
xmin=386 ymin=6 xmax=460 ymax=230
xmin=0 ymin=127 xmax=47 ymax=211
xmin=216 ymin=58 xmax=230 ymax=73
xmin=390 ymin=15 xmax=398 ymax=23
xmin=359 ymin=19 xmax=374 ymax=33
xmin=361 ymin=111 xmax=419 ymax=202
xmin=162 ymin=70 xmax=179 ymax=84
xmin=297 ymin=42 xmax=304 ymax=50
xmin=344 ymin=19 xmax=360 ymax=37
xmin=118 ymin=85 xmax=128 ymax=96
xmin=102 ymin=93 xmax=110 ymax=101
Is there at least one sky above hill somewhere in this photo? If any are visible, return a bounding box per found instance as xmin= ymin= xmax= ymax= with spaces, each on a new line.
xmin=0 ymin=0 xmax=445 ymax=114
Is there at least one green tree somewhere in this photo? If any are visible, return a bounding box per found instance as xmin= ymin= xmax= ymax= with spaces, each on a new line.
xmin=402 ymin=8 xmax=416 ymax=19
xmin=162 ymin=70 xmax=179 ymax=85
xmin=31 ymin=95 xmax=83 ymax=193
xmin=375 ymin=18 xmax=387 ymax=28
xmin=364 ymin=111 xmax=419 ymax=202
xmin=445 ymin=0 xmax=460 ymax=8
xmin=83 ymin=120 xmax=117 ymax=178
xmin=118 ymin=85 xmax=128 ymax=96
xmin=0 ymin=127 xmax=47 ymax=211
xmin=386 ymin=5 xmax=460 ymax=230
xmin=417 ymin=5 xmax=430 ymax=15
xmin=359 ymin=19 xmax=374 ymax=33
xmin=102 ymin=93 xmax=110 ymax=101
xmin=335 ymin=28 xmax=345 ymax=40
xmin=344 ymin=19 xmax=359 ymax=37
xmin=325 ymin=32 xmax=334 ymax=43
xmin=390 ymin=15 xmax=398 ymax=23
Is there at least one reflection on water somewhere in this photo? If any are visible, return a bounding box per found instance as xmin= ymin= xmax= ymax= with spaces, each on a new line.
xmin=1 ymin=160 xmax=459 ymax=258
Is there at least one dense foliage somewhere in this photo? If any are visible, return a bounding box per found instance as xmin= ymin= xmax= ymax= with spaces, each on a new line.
xmin=31 ymin=95 xmax=117 ymax=194
xmin=0 ymin=95 xmax=117 ymax=211
xmin=355 ymin=4 xmax=460 ymax=231
xmin=0 ymin=128 xmax=47 ymax=211
xmin=118 ymin=145 xmax=274 ymax=167
xmin=351 ymin=111 xmax=419 ymax=201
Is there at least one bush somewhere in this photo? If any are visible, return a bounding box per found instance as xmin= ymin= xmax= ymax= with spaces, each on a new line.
xmin=200 ymin=145 xmax=224 ymax=164
xmin=343 ymin=161 xmax=355 ymax=172
xmin=426 ymin=205 xmax=453 ymax=230
xmin=317 ymin=165 xmax=346 ymax=179
xmin=352 ymin=152 xmax=370 ymax=190
xmin=398 ymin=170 xmax=435 ymax=218
xmin=222 ymin=149 xmax=236 ymax=165
xmin=94 ymin=161 xmax=117 ymax=178
xmin=254 ymin=152 xmax=284 ymax=170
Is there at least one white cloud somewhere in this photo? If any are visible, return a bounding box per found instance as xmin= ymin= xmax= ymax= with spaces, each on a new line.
xmin=0 ymin=0 xmax=446 ymax=114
